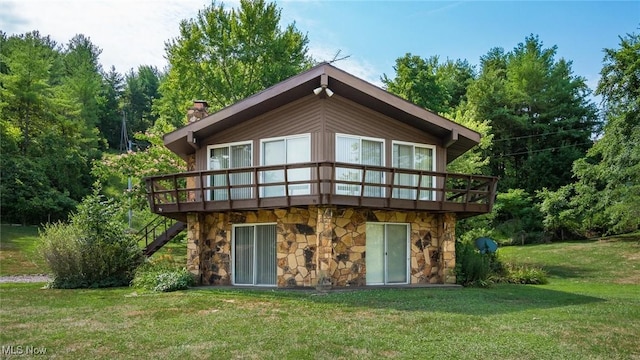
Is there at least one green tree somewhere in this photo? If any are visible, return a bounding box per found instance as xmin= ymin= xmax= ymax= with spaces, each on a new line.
xmin=92 ymin=118 xmax=184 ymax=214
xmin=571 ymin=31 xmax=640 ymax=235
xmin=382 ymin=54 xmax=474 ymax=115
xmin=467 ymin=35 xmax=600 ymax=193
xmin=122 ymin=65 xmax=161 ymax=135
xmin=97 ymin=66 xmax=125 ymax=149
xmin=61 ymin=34 xmax=104 ymax=133
xmin=155 ymin=0 xmax=313 ymax=124
xmin=0 ymin=32 xmax=103 ymax=223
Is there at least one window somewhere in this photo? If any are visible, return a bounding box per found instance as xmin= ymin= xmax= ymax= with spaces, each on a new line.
xmin=365 ymin=223 xmax=409 ymax=285
xmin=392 ymin=142 xmax=436 ymax=200
xmin=233 ymin=224 xmax=277 ymax=286
xmin=260 ymin=134 xmax=311 ymax=197
xmin=335 ymin=134 xmax=384 ymax=197
xmin=208 ymin=141 xmax=252 ymax=200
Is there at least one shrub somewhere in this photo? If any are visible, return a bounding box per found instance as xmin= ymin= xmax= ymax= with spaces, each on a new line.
xmin=39 ymin=187 xmax=144 ymax=288
xmin=455 ymin=240 xmax=494 ymax=287
xmin=132 ymin=255 xmax=195 ymax=292
xmin=500 ymin=263 xmax=548 ymax=285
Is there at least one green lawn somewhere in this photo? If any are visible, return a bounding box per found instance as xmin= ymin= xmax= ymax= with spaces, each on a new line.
xmin=0 ymin=224 xmax=186 ymax=276
xmin=1 ymin=231 xmax=638 ymax=359
xmin=0 ymin=225 xmax=46 ymax=275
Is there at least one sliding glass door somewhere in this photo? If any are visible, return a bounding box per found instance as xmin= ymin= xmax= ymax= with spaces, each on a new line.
xmin=233 ymin=224 xmax=276 ymax=286
xmin=365 ymin=223 xmax=409 ymax=285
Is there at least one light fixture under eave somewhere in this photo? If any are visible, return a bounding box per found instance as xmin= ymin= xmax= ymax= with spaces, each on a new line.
xmin=313 ymin=86 xmax=334 ymax=97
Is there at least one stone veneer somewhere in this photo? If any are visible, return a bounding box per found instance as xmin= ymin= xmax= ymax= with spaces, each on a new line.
xmin=186 ymin=206 xmax=456 ymax=287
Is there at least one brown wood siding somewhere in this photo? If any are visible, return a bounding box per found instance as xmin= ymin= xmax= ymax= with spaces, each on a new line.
xmin=195 ymin=95 xmax=324 ymax=171
xmin=324 ymin=96 xmax=447 ymax=172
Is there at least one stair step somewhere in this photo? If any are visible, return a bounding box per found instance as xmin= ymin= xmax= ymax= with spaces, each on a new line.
xmin=138 ymin=219 xmax=187 ymax=257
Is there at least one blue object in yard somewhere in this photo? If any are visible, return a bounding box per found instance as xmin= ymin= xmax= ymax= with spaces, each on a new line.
xmin=475 ymin=237 xmax=498 ymax=254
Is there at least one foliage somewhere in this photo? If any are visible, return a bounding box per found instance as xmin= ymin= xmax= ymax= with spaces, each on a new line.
xmin=97 ymin=66 xmax=124 ymax=149
xmin=568 ymin=31 xmax=640 ymax=235
xmin=123 ymin=65 xmax=161 ymax=135
xmin=492 ymin=189 xmax=544 ymax=244
xmin=466 ymin=35 xmax=600 ymax=194
xmin=132 ymin=254 xmax=194 ymax=292
xmin=454 ymin=240 xmax=494 ymax=287
xmin=0 ymin=31 xmax=106 ymax=224
xmin=458 ymin=189 xmax=544 ymax=246
xmin=499 ymin=262 xmax=548 ymax=285
xmin=156 ymin=0 xmax=313 ymax=124
xmin=446 ymin=105 xmax=493 ymax=175
xmin=92 ymin=118 xmax=184 ymax=212
xmin=382 ymin=54 xmax=475 ymax=115
xmin=536 ymin=185 xmax=580 ymax=240
xmin=39 ymin=186 xmax=143 ymax=288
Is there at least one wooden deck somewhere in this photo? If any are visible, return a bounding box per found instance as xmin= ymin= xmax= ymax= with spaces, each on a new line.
xmin=145 ymin=162 xmax=498 ymax=221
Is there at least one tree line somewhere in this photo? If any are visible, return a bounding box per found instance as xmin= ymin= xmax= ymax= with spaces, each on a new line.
xmin=1 ymin=0 xmax=638 ymax=239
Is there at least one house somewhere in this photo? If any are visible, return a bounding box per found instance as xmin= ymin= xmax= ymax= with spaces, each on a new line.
xmin=144 ymin=62 xmax=497 ymax=288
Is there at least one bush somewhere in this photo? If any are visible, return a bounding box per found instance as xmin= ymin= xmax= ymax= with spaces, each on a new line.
xmin=132 ymin=255 xmax=195 ymax=292
xmin=39 ymin=187 xmax=144 ymax=288
xmin=500 ymin=263 xmax=548 ymax=285
xmin=455 ymin=240 xmax=494 ymax=287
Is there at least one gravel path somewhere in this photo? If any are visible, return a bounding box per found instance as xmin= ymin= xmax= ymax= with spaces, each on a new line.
xmin=0 ymin=275 xmax=50 ymax=283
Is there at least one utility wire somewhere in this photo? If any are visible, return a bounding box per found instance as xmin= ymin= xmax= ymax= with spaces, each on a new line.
xmin=492 ymin=129 xmax=590 ymax=143
xmin=494 ymin=141 xmax=594 ymax=158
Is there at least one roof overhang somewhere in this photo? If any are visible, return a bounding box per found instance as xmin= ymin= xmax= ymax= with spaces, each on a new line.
xmin=164 ymin=63 xmax=481 ymax=163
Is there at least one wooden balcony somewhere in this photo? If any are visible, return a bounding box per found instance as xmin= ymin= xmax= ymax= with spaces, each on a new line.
xmin=145 ymin=162 xmax=498 ymax=221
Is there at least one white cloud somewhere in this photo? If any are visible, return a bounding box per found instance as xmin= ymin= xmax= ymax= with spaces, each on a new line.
xmin=1 ymin=0 xmax=383 ymax=87
xmin=1 ymin=0 xmax=208 ymax=73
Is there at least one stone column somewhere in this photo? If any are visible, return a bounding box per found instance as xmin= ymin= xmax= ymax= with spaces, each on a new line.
xmin=186 ymin=213 xmax=205 ymax=284
xmin=439 ymin=213 xmax=457 ymax=284
xmin=315 ymin=206 xmax=335 ymax=285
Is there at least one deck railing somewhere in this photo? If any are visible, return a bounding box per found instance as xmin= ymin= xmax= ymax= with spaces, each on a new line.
xmin=145 ymin=162 xmax=498 ymax=217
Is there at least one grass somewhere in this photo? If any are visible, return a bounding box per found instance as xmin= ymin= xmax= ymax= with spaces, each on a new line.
xmin=0 ymin=224 xmax=46 ymax=275
xmin=0 ymin=224 xmax=186 ymax=276
xmin=1 ymin=232 xmax=639 ymax=359
xmin=498 ymin=234 xmax=640 ymax=284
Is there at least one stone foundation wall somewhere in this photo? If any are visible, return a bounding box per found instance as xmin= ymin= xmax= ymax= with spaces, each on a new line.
xmin=185 ymin=206 xmax=456 ymax=287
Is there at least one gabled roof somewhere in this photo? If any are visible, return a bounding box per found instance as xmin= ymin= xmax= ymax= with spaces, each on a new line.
xmin=164 ymin=62 xmax=480 ymax=162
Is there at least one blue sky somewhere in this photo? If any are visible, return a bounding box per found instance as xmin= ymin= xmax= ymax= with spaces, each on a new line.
xmin=2 ymin=0 xmax=638 ymax=93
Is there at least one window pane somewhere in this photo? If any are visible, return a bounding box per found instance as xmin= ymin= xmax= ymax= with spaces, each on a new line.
xmin=362 ymin=140 xmax=383 ymax=197
xmin=255 ymin=225 xmax=276 ymax=285
xmin=337 ymin=136 xmax=359 ymax=163
xmin=286 ymin=137 xmax=310 ymax=163
xmin=286 ymin=137 xmax=310 ymax=195
xmin=393 ymin=144 xmax=416 ymax=199
xmin=210 ymin=147 xmax=229 ymax=200
xmin=262 ymin=140 xmax=285 ymax=197
xmin=231 ymin=144 xmax=252 ymax=199
xmin=386 ymin=224 xmax=408 ymax=283
xmin=336 ymin=136 xmax=361 ymax=195
xmin=234 ymin=227 xmax=254 ymax=285
xmin=366 ymin=223 xmax=384 ymax=285
xmin=415 ymin=146 xmax=434 ymax=200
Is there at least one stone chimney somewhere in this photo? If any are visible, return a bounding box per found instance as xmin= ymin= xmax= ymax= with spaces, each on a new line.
xmin=187 ymin=100 xmax=209 ymax=123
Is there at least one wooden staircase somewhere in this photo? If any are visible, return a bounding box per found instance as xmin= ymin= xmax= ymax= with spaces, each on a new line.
xmin=138 ymin=216 xmax=187 ymax=257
